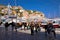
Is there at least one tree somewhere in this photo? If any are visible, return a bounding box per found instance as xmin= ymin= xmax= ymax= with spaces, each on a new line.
xmin=26 ymin=10 xmax=32 ymax=14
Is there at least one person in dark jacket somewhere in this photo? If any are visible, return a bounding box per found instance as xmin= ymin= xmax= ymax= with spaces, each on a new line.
xmin=10 ymin=22 xmax=15 ymax=31
xmin=30 ymin=21 xmax=34 ymax=35
xmin=5 ymin=22 xmax=9 ymax=31
xmin=23 ymin=22 xmax=27 ymax=30
xmin=46 ymin=22 xmax=56 ymax=38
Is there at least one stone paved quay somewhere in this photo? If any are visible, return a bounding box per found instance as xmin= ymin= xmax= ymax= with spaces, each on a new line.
xmin=0 ymin=26 xmax=60 ymax=40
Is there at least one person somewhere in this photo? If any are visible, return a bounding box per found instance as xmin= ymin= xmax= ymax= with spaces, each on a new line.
xmin=0 ymin=21 xmax=2 ymax=25
xmin=44 ymin=23 xmax=48 ymax=36
xmin=15 ymin=23 xmax=18 ymax=32
xmin=46 ymin=21 xmax=56 ymax=38
xmin=18 ymin=22 xmax=22 ymax=30
xmin=30 ymin=21 xmax=34 ymax=35
xmin=38 ymin=22 xmax=41 ymax=32
xmin=5 ymin=22 xmax=9 ymax=31
xmin=35 ymin=22 xmax=39 ymax=33
xmin=23 ymin=22 xmax=27 ymax=30
xmin=26 ymin=22 xmax=29 ymax=30
xmin=27 ymin=22 xmax=31 ymax=30
xmin=10 ymin=22 xmax=15 ymax=31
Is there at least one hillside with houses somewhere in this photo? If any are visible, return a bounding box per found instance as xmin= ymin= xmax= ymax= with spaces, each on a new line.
xmin=0 ymin=5 xmax=44 ymax=18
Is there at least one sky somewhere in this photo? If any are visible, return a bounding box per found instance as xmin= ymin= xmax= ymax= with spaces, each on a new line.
xmin=0 ymin=0 xmax=60 ymax=18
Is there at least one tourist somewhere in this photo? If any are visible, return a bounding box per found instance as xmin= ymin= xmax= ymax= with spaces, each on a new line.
xmin=46 ymin=21 xmax=56 ymax=38
xmin=30 ymin=21 xmax=34 ymax=35
xmin=5 ymin=22 xmax=9 ymax=31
